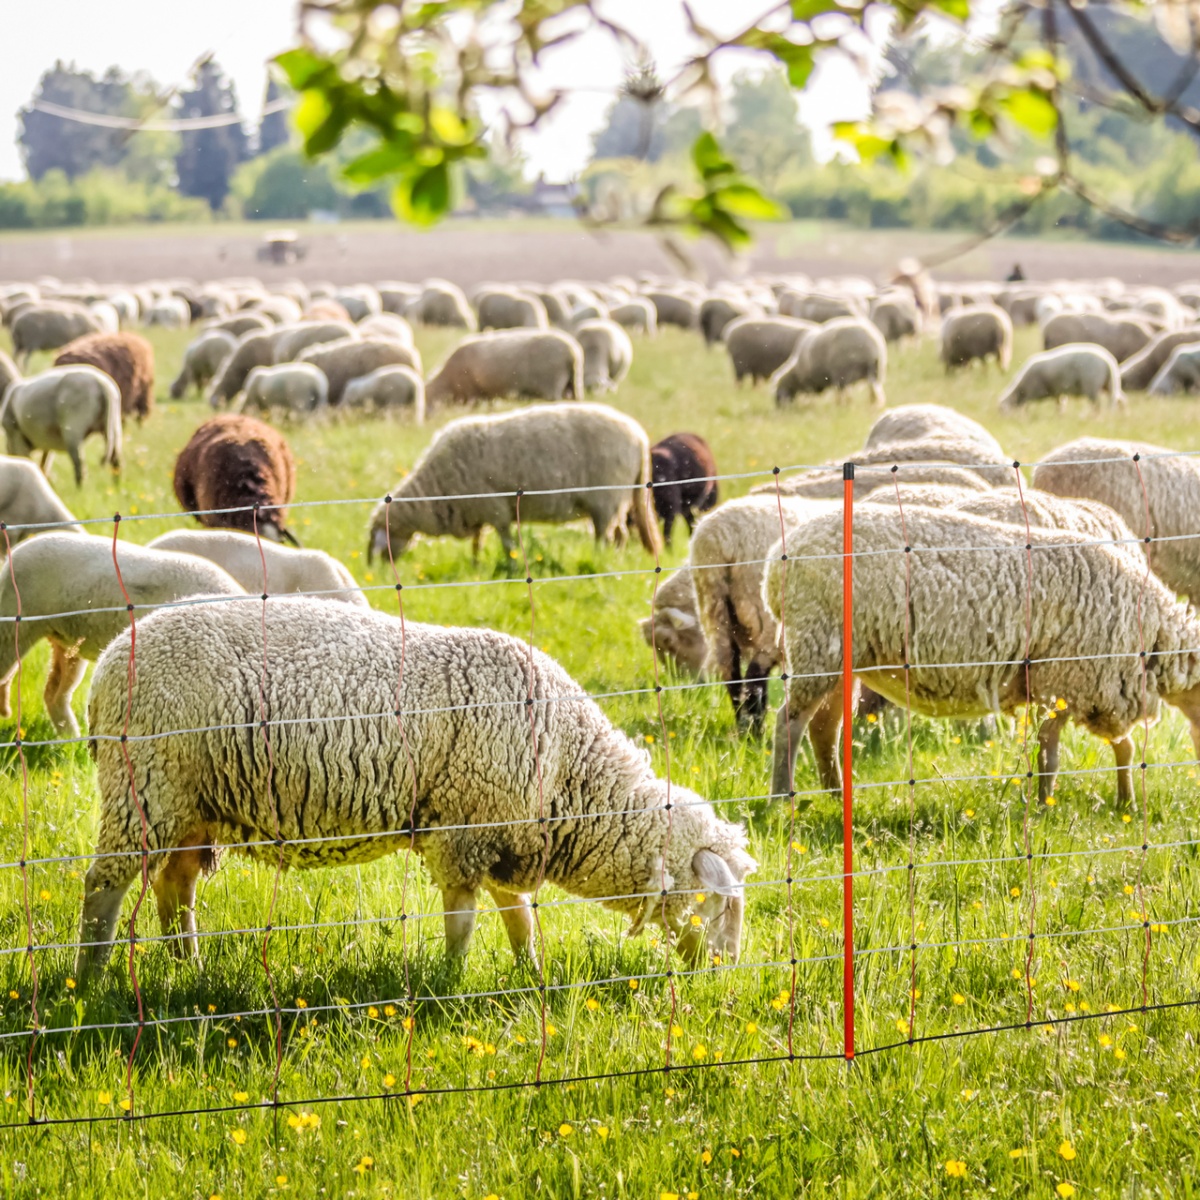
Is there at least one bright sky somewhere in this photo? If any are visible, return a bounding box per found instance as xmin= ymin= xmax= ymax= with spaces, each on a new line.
xmin=0 ymin=0 xmax=877 ymax=184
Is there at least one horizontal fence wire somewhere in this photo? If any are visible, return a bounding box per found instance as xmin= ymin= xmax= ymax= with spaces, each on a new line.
xmin=4 ymin=448 xmax=1200 ymax=1128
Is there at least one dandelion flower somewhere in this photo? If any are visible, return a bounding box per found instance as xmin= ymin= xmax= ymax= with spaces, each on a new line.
xmin=661 ymin=1193 xmax=679 ymax=1200
xmin=895 ymin=1019 xmax=909 ymax=1035
xmin=7 ymin=991 xmax=17 ymax=1001
xmin=692 ymin=1044 xmax=707 ymax=1060
xmin=952 ymin=994 xmax=966 ymax=1006
xmin=384 ymin=1005 xmax=397 ymax=1017
xmin=229 ymin=1129 xmax=247 ymax=1146
xmin=944 ymin=1160 xmax=967 ymax=1178
xmin=1058 ymin=1140 xmax=1076 ymax=1161
xmin=545 ymin=1024 xmax=557 ymax=1037
xmin=1065 ymin=979 xmax=1081 ymax=992
xmin=65 ymin=979 xmax=75 ymax=991
xmin=233 ymin=1091 xmax=249 ymax=1103
xmin=97 ymin=1091 xmax=112 ymax=1106
xmin=383 ymin=1074 xmax=396 ymax=1088
xmin=629 ymin=980 xmax=638 ymax=991
xmin=354 ymin=1157 xmax=374 ymax=1175
xmin=368 ymin=1006 xmax=379 ymax=1018
xmin=1011 ymin=968 xmax=1024 ymax=980
xmin=38 ymin=889 xmax=50 ymax=902
xmin=1009 ymin=1148 xmax=1025 ymax=1159
xmin=119 ymin=1099 xmax=131 ymax=1112
xmin=585 ymin=998 xmax=600 ymax=1012
xmin=276 ymin=1176 xmax=288 ymax=1187
xmin=559 ymin=1124 xmax=573 ymax=1137
xmin=745 ymin=1022 xmax=758 ymax=1034
xmin=597 ymin=1126 xmax=609 ymax=1141
xmin=689 ymin=915 xmax=703 ymax=927
xmin=295 ymin=998 xmax=307 ymax=1009
xmin=791 ymin=843 xmax=808 ymax=854
xmin=701 ymin=1149 xmax=712 ymax=1165
xmin=960 ymin=1089 xmax=976 ymax=1101
xmin=670 ymin=1025 xmax=683 ymax=1038
xmin=1057 ymin=1185 xmax=1076 ymax=1198
xmin=1010 ymin=887 xmax=1021 ymax=898
xmin=964 ymin=809 xmax=974 ymax=819
xmin=226 ymin=1037 xmax=238 ymax=1049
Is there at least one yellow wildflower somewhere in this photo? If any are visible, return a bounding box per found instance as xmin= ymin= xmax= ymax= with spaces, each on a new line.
xmin=1058 ymin=1140 xmax=1076 ymax=1161
xmin=944 ymin=1160 xmax=967 ymax=1178
xmin=229 ymin=1129 xmax=247 ymax=1146
xmin=952 ymin=994 xmax=966 ymax=1006
xmin=559 ymin=1124 xmax=573 ymax=1137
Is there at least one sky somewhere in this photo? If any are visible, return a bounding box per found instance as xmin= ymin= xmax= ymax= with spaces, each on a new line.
xmin=0 ymin=0 xmax=878 ymax=184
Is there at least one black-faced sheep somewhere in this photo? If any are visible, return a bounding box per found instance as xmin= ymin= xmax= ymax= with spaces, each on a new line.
xmin=649 ymin=432 xmax=718 ymax=545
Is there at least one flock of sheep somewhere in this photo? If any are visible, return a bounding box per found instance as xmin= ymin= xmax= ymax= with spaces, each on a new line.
xmin=1 ymin=265 xmax=1200 ymax=988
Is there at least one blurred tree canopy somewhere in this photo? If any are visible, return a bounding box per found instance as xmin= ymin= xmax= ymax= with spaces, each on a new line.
xmin=174 ymin=60 xmax=248 ymax=211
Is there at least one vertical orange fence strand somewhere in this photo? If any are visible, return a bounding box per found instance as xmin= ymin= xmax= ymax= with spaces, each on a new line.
xmin=842 ymin=463 xmax=855 ymax=1062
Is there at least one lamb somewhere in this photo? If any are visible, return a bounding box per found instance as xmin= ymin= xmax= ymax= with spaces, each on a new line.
xmin=0 ymin=456 xmax=84 ymax=542
xmin=575 ymin=318 xmax=634 ymax=393
xmin=649 ymin=432 xmax=718 ymax=545
xmin=1042 ymin=311 xmax=1156 ymax=363
xmin=639 ymin=567 xmax=707 ymax=677
xmin=609 ymin=299 xmax=657 ymax=336
xmin=1 ymin=365 xmax=122 ymax=486
xmin=1119 ymin=329 xmax=1200 ymax=391
xmin=173 ymin=414 xmax=297 ymax=543
xmin=410 ymin=280 xmax=477 ymax=329
xmin=940 ymin=305 xmax=1013 ymax=372
xmin=771 ymin=318 xmax=888 ymax=406
xmin=340 ymin=365 xmax=426 ymax=421
xmin=424 ymin=330 xmax=583 ymax=407
xmin=54 ymin=331 xmax=156 ymax=421
xmin=1148 ymin=344 xmax=1200 ymax=395
xmin=147 ymin=530 xmax=366 ymax=606
xmin=10 ymin=303 xmax=104 ymax=367
xmin=170 ymin=329 xmax=238 ymax=400
xmin=724 ymin=317 xmax=815 ymax=384
xmin=476 ymin=288 xmax=549 ymax=330
xmin=297 ymin=336 xmax=422 ymax=405
xmin=1031 ymin=436 xmax=1200 ymax=603
xmin=76 ymin=599 xmax=756 ymax=978
xmin=367 ymin=403 xmax=661 ymax=560
xmin=999 ymin=344 xmax=1124 ymax=409
xmin=765 ymin=506 xmax=1200 ymax=804
xmin=240 ymin=363 xmax=329 ymax=418
xmin=863 ymin=404 xmax=1006 ymax=463
xmin=273 ymin=320 xmax=358 ymax=364
xmin=206 ymin=330 xmax=276 ymax=408
xmin=0 ymin=531 xmax=244 ymax=737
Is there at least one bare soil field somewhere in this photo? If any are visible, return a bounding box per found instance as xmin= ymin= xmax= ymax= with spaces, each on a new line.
xmin=0 ymin=217 xmax=1196 ymax=286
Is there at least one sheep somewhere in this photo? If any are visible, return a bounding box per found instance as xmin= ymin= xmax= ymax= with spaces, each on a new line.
xmin=868 ymin=294 xmax=921 ymax=344
xmin=779 ymin=292 xmax=860 ymax=323
xmin=357 ymin=313 xmax=415 ymax=345
xmin=690 ymin=494 xmax=838 ymax=730
xmin=643 ymin=290 xmax=699 ymax=330
xmin=0 ymin=456 xmax=84 ymax=542
xmin=476 ymin=289 xmax=549 ymax=330
xmin=863 ymin=404 xmax=1006 ymax=462
xmin=724 ymin=317 xmax=815 ymax=384
xmin=340 ymin=365 xmax=426 ymax=421
xmin=699 ymin=296 xmax=759 ymax=346
xmin=273 ymin=320 xmax=358 ymax=364
xmin=53 ymin=331 xmax=155 ymax=422
xmin=765 ymin=506 xmax=1200 ymax=804
xmin=756 ymin=458 xmax=996 ymax=500
xmin=1 ymin=366 xmax=121 ymax=486
xmin=297 ymin=336 xmax=422 ymax=405
xmin=940 ymin=305 xmax=1013 ymax=372
xmin=772 ymin=318 xmax=887 ymax=407
xmin=639 ymin=567 xmax=707 ymax=677
xmin=999 ymin=344 xmax=1124 ymax=409
xmin=147 ymin=530 xmax=366 ymax=606
xmin=173 ymin=414 xmax=297 ymax=544
xmin=609 ymin=299 xmax=657 ymax=336
xmin=425 ymin=330 xmax=583 ymax=407
xmin=1042 ymin=311 xmax=1156 ymax=363
xmin=367 ymin=403 xmax=661 ymax=561
xmin=411 ymin=280 xmax=477 ymax=329
xmin=75 ymin=599 xmax=756 ymax=978
xmin=240 ymin=363 xmax=329 ymax=418
xmin=575 ymin=318 xmax=633 ymax=393
xmin=1120 ymin=329 xmax=1200 ymax=391
xmin=859 ymin=482 xmax=987 ymax=509
xmin=209 ymin=312 xmax=273 ymax=339
xmin=377 ymin=283 xmax=421 ymax=315
xmin=649 ymin=432 xmax=718 ymax=545
xmin=249 ymin=295 xmax=304 ymax=325
xmin=145 ymin=296 xmax=190 ymax=328
xmin=1148 ymin=344 xmax=1200 ymax=395
xmin=206 ymin=330 xmax=276 ymax=408
xmin=0 ymin=350 xmax=19 ymax=395
xmin=0 ymin=531 xmax=244 ymax=737
xmin=1032 ymin=436 xmax=1200 ymax=603
xmin=535 ymin=288 xmax=573 ymax=328
xmin=332 ymin=285 xmax=382 ymax=323
xmin=10 ymin=303 xmax=104 ymax=367
xmin=170 ymin=329 xmax=238 ymax=400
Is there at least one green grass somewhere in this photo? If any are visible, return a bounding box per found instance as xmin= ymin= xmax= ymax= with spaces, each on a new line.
xmin=1 ymin=321 xmax=1200 ymax=1198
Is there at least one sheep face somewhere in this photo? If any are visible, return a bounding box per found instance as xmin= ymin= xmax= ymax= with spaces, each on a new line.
xmin=367 ymin=516 xmax=410 ymax=563
xmin=673 ymin=846 xmax=757 ymax=965
xmin=639 ymin=608 xmax=706 ymax=677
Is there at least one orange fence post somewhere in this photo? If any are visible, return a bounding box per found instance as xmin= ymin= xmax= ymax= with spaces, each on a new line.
xmin=842 ymin=462 xmax=855 ymax=1062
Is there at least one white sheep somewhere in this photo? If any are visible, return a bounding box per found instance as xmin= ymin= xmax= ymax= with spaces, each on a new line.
xmin=771 ymin=317 xmax=887 ymax=406
xmin=863 ymin=404 xmax=1006 ymax=462
xmin=940 ymin=305 xmax=1013 ymax=372
xmin=575 ymin=318 xmax=634 ymax=392
xmin=146 ymin=530 xmax=367 ymax=606
xmin=0 ymin=455 xmax=84 ymax=542
xmin=999 ymin=344 xmax=1124 ymax=409
xmin=0 ymin=531 xmax=244 ymax=736
xmin=76 ymin=599 xmax=756 ymax=978
xmin=170 ymin=329 xmax=237 ymax=400
xmin=240 ymin=363 xmax=329 ymax=418
xmin=1148 ymin=344 xmax=1200 ymax=395
xmin=340 ymin=365 xmax=426 ymax=421
xmin=638 ymin=567 xmax=706 ymax=678
xmin=425 ymin=330 xmax=583 ymax=406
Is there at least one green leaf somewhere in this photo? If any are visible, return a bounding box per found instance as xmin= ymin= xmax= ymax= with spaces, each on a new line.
xmin=274 ymin=47 xmax=331 ymax=90
xmin=929 ymin=0 xmax=970 ymax=21
xmin=292 ymin=89 xmax=333 ymax=141
xmin=691 ymin=132 xmax=736 ymax=181
xmin=790 ymin=0 xmax=842 ymax=19
xmin=392 ymin=161 xmax=452 ymax=226
xmin=342 ymin=142 xmax=416 ymax=186
xmin=713 ymin=183 xmax=787 ymax=221
xmin=998 ymin=88 xmax=1058 ymax=138
xmin=429 ymin=106 xmax=472 ymax=145
xmin=763 ymin=35 xmax=817 ymax=88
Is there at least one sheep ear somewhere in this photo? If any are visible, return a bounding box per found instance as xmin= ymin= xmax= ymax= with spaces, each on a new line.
xmin=692 ymin=848 xmax=738 ymax=897
xmin=662 ymin=607 xmax=697 ymax=631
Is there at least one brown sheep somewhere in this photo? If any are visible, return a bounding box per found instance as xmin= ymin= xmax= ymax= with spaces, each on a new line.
xmin=173 ymin=414 xmax=298 ymax=543
xmin=650 ymin=433 xmax=719 ymax=545
xmin=55 ymin=331 xmax=156 ymax=421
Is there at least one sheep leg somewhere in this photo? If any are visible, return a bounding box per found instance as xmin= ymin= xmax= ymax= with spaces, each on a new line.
xmin=67 ymin=442 xmax=84 ymax=487
xmin=1112 ymin=734 xmax=1136 ymax=806
xmin=770 ymin=693 xmax=834 ymax=800
xmin=0 ymin=621 xmax=43 ymax=722
xmin=470 ymin=528 xmax=484 ymax=561
xmin=442 ymin=885 xmax=478 ymax=958
xmin=1036 ymin=716 xmax=1062 ymax=802
xmin=76 ymin=861 xmax=141 ymax=983
xmin=44 ymin=642 xmax=87 ymax=738
xmin=808 ymin=694 xmax=844 ymax=792
xmin=660 ymin=506 xmax=675 ymax=548
xmin=485 ymin=885 xmax=537 ymax=963
xmin=870 ymin=379 xmax=886 ymax=407
xmin=152 ymin=832 xmax=208 ymax=961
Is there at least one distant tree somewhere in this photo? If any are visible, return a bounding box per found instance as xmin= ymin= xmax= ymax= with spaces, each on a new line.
xmin=174 ymin=60 xmax=248 ymax=210
xmin=258 ymin=74 xmax=291 ymax=156
xmin=724 ymin=70 xmax=811 ymax=188
xmin=236 ymin=146 xmax=337 ymax=218
xmin=18 ymin=63 xmax=132 ymax=180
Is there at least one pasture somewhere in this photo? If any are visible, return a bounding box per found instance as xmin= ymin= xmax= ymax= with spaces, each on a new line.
xmin=1 ymin=306 xmax=1199 ymax=1199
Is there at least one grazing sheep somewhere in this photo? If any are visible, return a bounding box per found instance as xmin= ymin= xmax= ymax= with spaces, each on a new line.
xmin=868 ymin=294 xmax=921 ymax=343
xmin=332 ymin=285 xmax=382 ymax=323
xmin=649 ymin=432 xmax=718 ymax=545
xmin=535 ymin=288 xmax=573 ymax=329
xmin=999 ymin=344 xmax=1124 ymax=409
xmin=340 ymin=365 xmax=426 ymax=421
xmin=249 ymin=295 xmax=304 ymax=325
xmin=476 ymin=289 xmax=549 ymax=330
xmin=302 ymin=300 xmax=352 ymax=324
xmin=357 ymin=313 xmax=414 ymax=345
xmin=367 ymin=403 xmax=660 ymax=560
xmin=206 ymin=330 xmax=276 ymax=408
xmin=859 ymin=482 xmax=986 ymax=509
xmin=643 ymin=290 xmax=699 ymax=330
xmin=575 ymin=318 xmax=634 ymax=392
xmin=863 ymin=404 xmax=1006 ymax=462
xmin=1148 ymin=344 xmax=1200 ymax=395
xmin=411 ymin=280 xmax=477 ymax=329
xmin=297 ymin=336 xmax=421 ymax=405
xmin=725 ymin=317 xmax=815 ymax=385
xmin=758 ymin=458 xmax=997 ymax=499
xmin=209 ymin=313 xmax=273 ymax=339
xmin=425 ymin=330 xmax=583 ymax=407
xmin=1042 ymin=311 xmax=1156 ymax=363
xmin=240 ymin=363 xmax=329 ymax=418
xmin=609 ymin=299 xmax=657 ymax=336
xmin=1120 ymin=329 xmax=1200 ymax=391
xmin=772 ymin=318 xmax=887 ymax=406
xmin=273 ymin=320 xmax=358 ymax=364
xmin=1 ymin=366 xmax=121 ymax=486
xmin=1032 ymin=436 xmax=1200 ymax=602
xmin=0 ymin=456 xmax=83 ymax=542
xmin=639 ymin=568 xmax=707 ymax=677
xmin=147 ymin=529 xmax=366 ymax=606
xmin=173 ymin=414 xmax=297 ymax=543
xmin=77 ymin=599 xmax=755 ymax=976
xmin=378 ymin=283 xmax=421 ymax=315
xmin=170 ymin=329 xmax=238 ymax=400
xmin=144 ymin=296 xmax=190 ymax=328
xmin=765 ymin=506 xmax=1200 ymax=803
xmin=699 ymin=296 xmax=759 ymax=346
xmin=10 ymin=303 xmax=104 ymax=367
xmin=779 ymin=292 xmax=860 ymax=323
xmin=54 ymin=331 xmax=155 ymax=421
xmin=940 ymin=305 xmax=1013 ymax=372
xmin=0 ymin=531 xmax=243 ymax=737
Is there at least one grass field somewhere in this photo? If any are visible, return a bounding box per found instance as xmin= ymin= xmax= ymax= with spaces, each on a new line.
xmin=2 ymin=317 xmax=1200 ymax=1198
